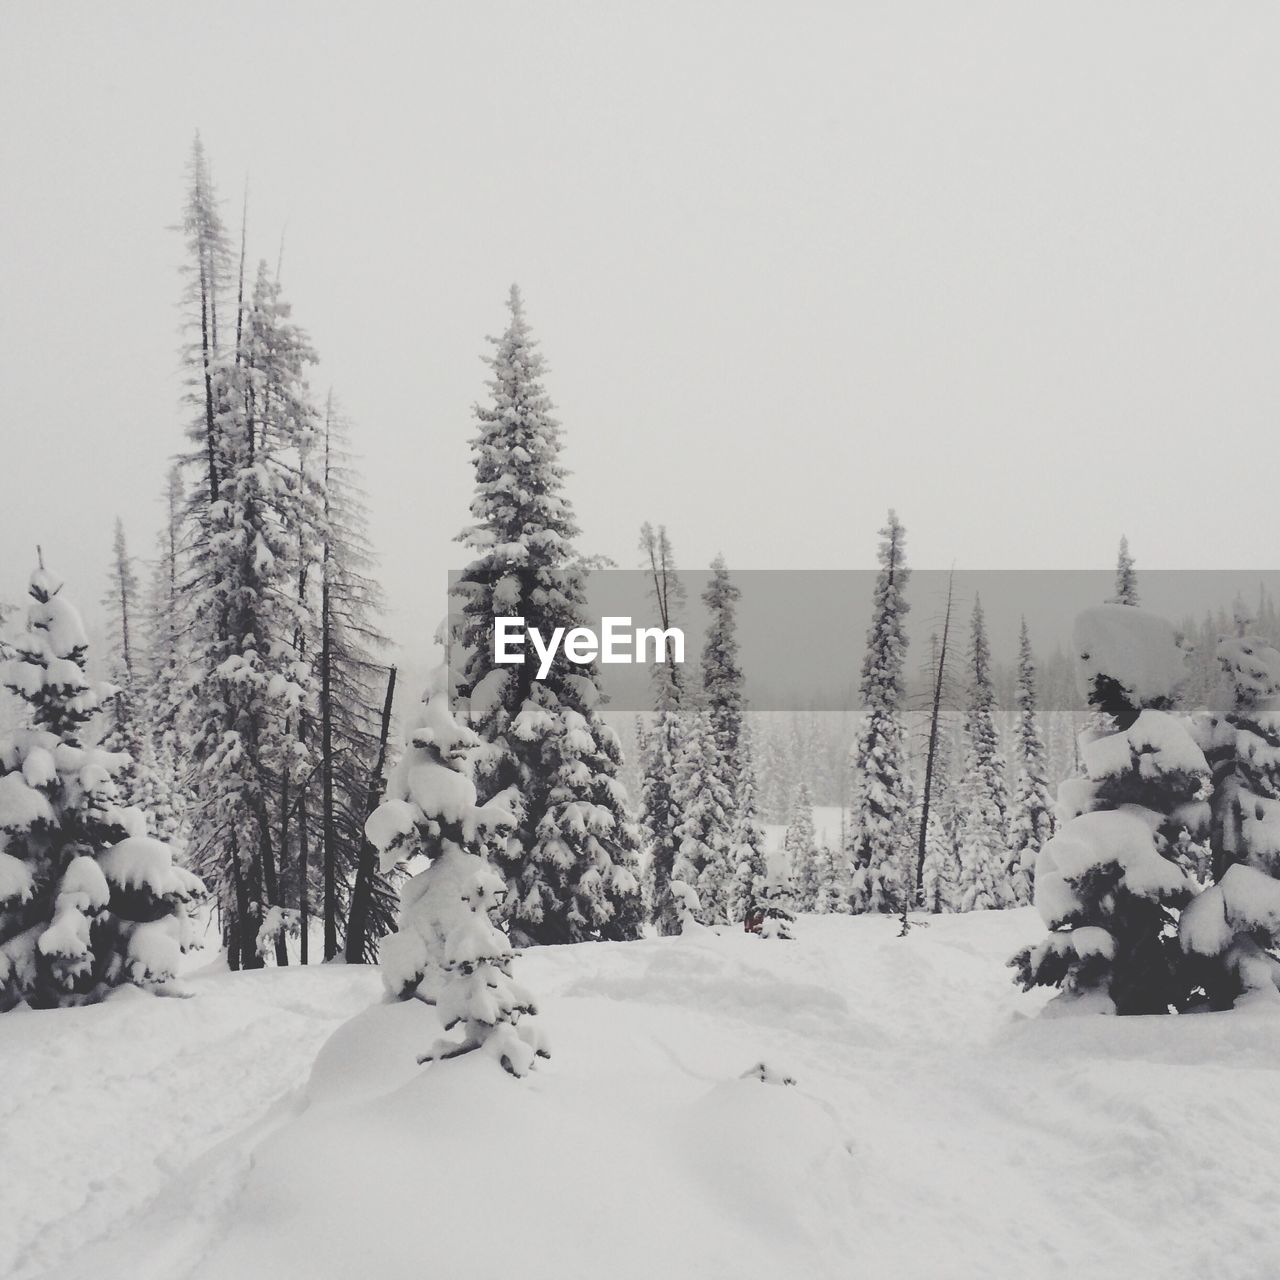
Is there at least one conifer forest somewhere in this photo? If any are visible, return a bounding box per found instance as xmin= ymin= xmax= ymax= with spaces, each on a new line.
xmin=3 ymin=6 xmax=1279 ymax=1279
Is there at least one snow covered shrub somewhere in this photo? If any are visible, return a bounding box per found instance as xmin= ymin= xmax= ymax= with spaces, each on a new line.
xmin=1011 ymin=605 xmax=1209 ymax=1015
xmin=670 ymin=878 xmax=704 ymax=933
xmin=755 ymin=849 xmax=796 ymax=940
xmin=365 ymin=668 xmax=548 ymax=1077
xmin=1179 ymin=621 xmax=1280 ymax=1007
xmin=0 ymin=566 xmax=204 ymax=1010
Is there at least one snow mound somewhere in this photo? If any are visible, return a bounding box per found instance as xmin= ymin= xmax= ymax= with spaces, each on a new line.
xmin=18 ymin=912 xmax=1280 ymax=1280
xmin=1074 ymin=604 xmax=1188 ymax=706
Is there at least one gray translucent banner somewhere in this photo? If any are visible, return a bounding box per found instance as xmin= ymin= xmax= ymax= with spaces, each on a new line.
xmin=444 ymin=569 xmax=1280 ymax=713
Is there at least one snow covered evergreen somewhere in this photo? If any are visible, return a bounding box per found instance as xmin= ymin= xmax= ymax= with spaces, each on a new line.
xmin=1180 ymin=616 xmax=1280 ymax=1007
xmin=1008 ymin=619 xmax=1054 ymax=905
xmin=726 ymin=743 xmax=768 ymax=926
xmin=182 ymin=261 xmax=323 ymax=969
xmin=313 ymin=398 xmax=397 ymax=965
xmin=366 ymin=668 xmax=547 ymax=1076
xmin=701 ymin=554 xmax=745 ymax=790
xmin=672 ymin=708 xmax=734 ymax=924
xmin=0 ymin=565 xmax=204 ymax=1010
xmin=98 ymin=519 xmax=146 ymax=812
xmin=453 ymin=286 xmax=642 ymax=945
xmin=919 ymin=726 xmax=961 ymax=913
xmin=1109 ymin=536 xmax=1139 ymax=607
xmin=812 ymin=843 xmax=842 ymax=914
xmin=954 ymin=598 xmax=1011 ymax=912
xmin=141 ymin=465 xmax=189 ymax=846
xmin=846 ymin=512 xmax=913 ymax=914
xmin=639 ymin=522 xmax=687 ymax=935
xmin=785 ymin=782 xmax=819 ymax=911
xmin=1012 ymin=604 xmax=1209 ymax=1015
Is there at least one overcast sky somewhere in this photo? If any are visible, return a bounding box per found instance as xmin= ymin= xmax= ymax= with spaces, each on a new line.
xmin=3 ymin=1 xmax=1279 ymax=668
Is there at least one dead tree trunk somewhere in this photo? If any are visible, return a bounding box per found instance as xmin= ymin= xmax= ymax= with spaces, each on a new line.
xmin=915 ymin=569 xmax=955 ymax=902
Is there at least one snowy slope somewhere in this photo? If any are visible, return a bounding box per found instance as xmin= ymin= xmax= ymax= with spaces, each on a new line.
xmin=10 ymin=911 xmax=1280 ymax=1280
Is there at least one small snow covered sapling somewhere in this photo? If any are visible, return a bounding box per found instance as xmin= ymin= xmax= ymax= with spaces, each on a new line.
xmin=669 ymin=878 xmax=704 ymax=934
xmin=365 ymin=667 xmax=548 ymax=1077
xmin=755 ymin=848 xmax=796 ymax=940
xmin=1012 ymin=605 xmax=1209 ymax=1015
xmin=0 ymin=565 xmax=204 ymax=1010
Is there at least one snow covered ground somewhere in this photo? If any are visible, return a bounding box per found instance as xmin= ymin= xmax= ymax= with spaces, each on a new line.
xmin=6 ymin=909 xmax=1280 ymax=1280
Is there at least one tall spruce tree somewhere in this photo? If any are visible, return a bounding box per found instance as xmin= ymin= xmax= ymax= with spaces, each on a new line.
xmin=785 ymin=782 xmax=819 ymax=911
xmin=671 ymin=708 xmax=734 ymax=923
xmin=0 ymin=565 xmax=204 ymax=1009
xmin=846 ymin=512 xmax=913 ymax=914
xmin=702 ymin=555 xmax=745 ymax=788
xmin=183 ymin=263 xmax=321 ymax=969
xmin=453 ymin=286 xmax=642 ymax=946
xmin=178 ymin=133 xmax=233 ymax=519
xmin=1009 ymin=619 xmax=1054 ymax=904
xmin=955 ymin=597 xmax=1011 ymax=912
xmin=280 ymin=395 xmax=398 ymax=963
xmin=304 ymin=398 xmax=400 ymax=965
xmin=1110 ymin=536 xmax=1139 ymax=607
xmin=99 ymin=519 xmax=144 ymax=806
xmin=142 ymin=466 xmax=188 ymax=845
xmin=726 ymin=739 xmax=768 ymax=926
xmin=639 ymin=522 xmax=687 ymax=936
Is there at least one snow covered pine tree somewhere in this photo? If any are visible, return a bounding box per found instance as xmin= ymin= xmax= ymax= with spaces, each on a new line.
xmin=366 ymin=668 xmax=547 ymax=1076
xmin=726 ymin=739 xmax=769 ymax=928
xmin=1180 ymin=615 xmax=1280 ymax=1007
xmin=847 ymin=512 xmax=914 ymax=913
xmin=1109 ymin=536 xmax=1139 ymax=607
xmin=785 ymin=782 xmax=819 ymax=911
xmin=0 ymin=565 xmax=204 ymax=1010
xmin=1012 ymin=604 xmax=1210 ymax=1015
xmin=701 ymin=554 xmax=745 ymax=793
xmin=954 ymin=597 xmax=1011 ymax=912
xmin=453 ymin=286 xmax=643 ymax=946
xmin=672 ymin=708 xmax=734 ymax=923
xmin=639 ymin=521 xmax=686 ymax=935
xmin=1008 ymin=619 xmax=1055 ymax=904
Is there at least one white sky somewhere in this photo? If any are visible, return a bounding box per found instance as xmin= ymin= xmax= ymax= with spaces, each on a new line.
xmin=3 ymin=1 xmax=1279 ymax=666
